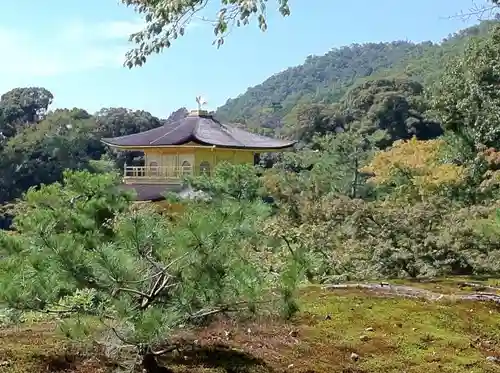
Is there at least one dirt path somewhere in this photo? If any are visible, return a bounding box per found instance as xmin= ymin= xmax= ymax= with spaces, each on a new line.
xmin=323 ymin=282 xmax=500 ymax=304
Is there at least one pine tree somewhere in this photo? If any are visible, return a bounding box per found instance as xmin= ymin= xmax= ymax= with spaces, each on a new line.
xmin=0 ymin=168 xmax=302 ymax=372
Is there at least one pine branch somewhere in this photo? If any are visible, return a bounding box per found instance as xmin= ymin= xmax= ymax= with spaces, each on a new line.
xmin=100 ymin=317 xmax=137 ymax=346
xmin=113 ymin=287 xmax=153 ymax=299
xmin=151 ymin=343 xmax=184 ymax=356
xmin=187 ymin=299 xmax=272 ymax=321
xmin=130 ymin=214 xmax=166 ymax=273
xmin=140 ymin=275 xmax=178 ymax=310
xmin=107 ymin=270 xmax=163 ymax=285
xmin=164 ymin=251 xmax=191 ymax=271
xmin=6 ymin=301 xmax=114 ymax=319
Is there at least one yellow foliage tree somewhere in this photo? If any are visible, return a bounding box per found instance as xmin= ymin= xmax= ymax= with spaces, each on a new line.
xmin=361 ymin=137 xmax=466 ymax=199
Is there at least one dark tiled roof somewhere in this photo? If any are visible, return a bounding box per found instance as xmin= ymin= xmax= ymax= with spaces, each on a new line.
xmin=120 ymin=184 xmax=210 ymax=202
xmin=120 ymin=184 xmax=173 ymax=201
xmin=101 ymin=111 xmax=295 ymax=149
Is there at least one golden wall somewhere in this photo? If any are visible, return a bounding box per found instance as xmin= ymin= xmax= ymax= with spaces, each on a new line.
xmin=143 ymin=146 xmax=255 ymax=176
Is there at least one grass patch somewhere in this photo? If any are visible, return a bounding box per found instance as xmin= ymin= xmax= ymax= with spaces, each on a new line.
xmin=0 ymin=322 xmax=110 ymax=373
xmin=298 ymin=287 xmax=500 ymax=372
xmin=1 ymin=281 xmax=500 ymax=372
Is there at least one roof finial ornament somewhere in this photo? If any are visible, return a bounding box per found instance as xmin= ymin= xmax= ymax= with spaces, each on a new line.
xmin=195 ymin=95 xmax=207 ymax=111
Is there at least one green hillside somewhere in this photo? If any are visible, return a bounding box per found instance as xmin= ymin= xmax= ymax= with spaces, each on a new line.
xmin=215 ymin=20 xmax=498 ymax=130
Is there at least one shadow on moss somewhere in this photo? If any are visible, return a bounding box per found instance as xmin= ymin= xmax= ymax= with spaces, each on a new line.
xmin=160 ymin=344 xmax=273 ymax=372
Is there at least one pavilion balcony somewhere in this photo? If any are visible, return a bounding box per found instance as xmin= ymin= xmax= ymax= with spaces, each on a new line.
xmin=123 ymin=165 xmax=193 ymax=184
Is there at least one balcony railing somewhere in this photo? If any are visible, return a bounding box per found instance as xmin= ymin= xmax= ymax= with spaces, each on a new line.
xmin=123 ymin=165 xmax=193 ymax=184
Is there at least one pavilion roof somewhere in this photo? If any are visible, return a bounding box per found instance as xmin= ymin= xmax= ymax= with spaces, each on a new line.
xmin=101 ymin=110 xmax=295 ymax=150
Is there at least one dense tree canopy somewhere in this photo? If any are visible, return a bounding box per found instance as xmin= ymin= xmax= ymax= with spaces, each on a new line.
xmin=95 ymin=107 xmax=162 ymax=138
xmin=431 ymin=24 xmax=500 ymax=150
xmin=0 ymin=87 xmax=53 ymax=123
xmin=0 ymin=97 xmax=174 ymax=222
xmin=0 ymin=87 xmax=53 ymax=138
xmin=283 ymin=78 xmax=443 ymax=148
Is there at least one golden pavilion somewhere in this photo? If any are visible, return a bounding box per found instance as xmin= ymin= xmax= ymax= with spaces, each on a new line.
xmin=101 ymin=105 xmax=295 ymax=203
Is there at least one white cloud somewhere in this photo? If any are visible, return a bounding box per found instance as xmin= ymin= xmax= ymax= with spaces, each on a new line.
xmin=0 ymin=16 xmax=204 ymax=78
xmin=100 ymin=20 xmax=147 ymax=39
xmin=61 ymin=18 xmax=201 ymax=45
xmin=62 ymin=19 xmax=146 ymax=43
xmin=0 ymin=19 xmax=144 ymax=78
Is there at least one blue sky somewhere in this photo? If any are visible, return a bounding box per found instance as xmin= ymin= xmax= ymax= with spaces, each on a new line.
xmin=0 ymin=0 xmax=491 ymax=118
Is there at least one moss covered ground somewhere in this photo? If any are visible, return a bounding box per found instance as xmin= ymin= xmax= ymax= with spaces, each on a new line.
xmin=1 ymin=278 xmax=499 ymax=373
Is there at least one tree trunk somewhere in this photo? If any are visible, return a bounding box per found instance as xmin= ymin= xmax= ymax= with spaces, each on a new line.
xmin=141 ymin=353 xmax=173 ymax=373
xmin=349 ymin=157 xmax=359 ymax=199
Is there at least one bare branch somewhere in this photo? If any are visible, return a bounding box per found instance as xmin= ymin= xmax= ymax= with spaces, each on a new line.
xmin=164 ymin=251 xmax=191 ymax=271
xmin=100 ymin=317 xmax=138 ymax=346
xmin=447 ymin=1 xmax=499 ymax=21
xmin=113 ymin=287 xmax=152 ymax=299
xmin=187 ymin=299 xmax=272 ymax=321
xmin=107 ymin=270 xmax=163 ymax=285
xmin=151 ymin=343 xmax=184 ymax=356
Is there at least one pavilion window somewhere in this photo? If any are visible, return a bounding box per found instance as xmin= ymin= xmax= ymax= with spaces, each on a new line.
xmin=181 ymin=160 xmax=192 ymax=176
xmin=199 ymin=161 xmax=211 ymax=176
xmin=149 ymin=161 xmax=159 ymax=176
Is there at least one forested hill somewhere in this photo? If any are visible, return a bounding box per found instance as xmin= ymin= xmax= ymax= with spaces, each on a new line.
xmin=215 ymin=20 xmax=498 ymax=130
